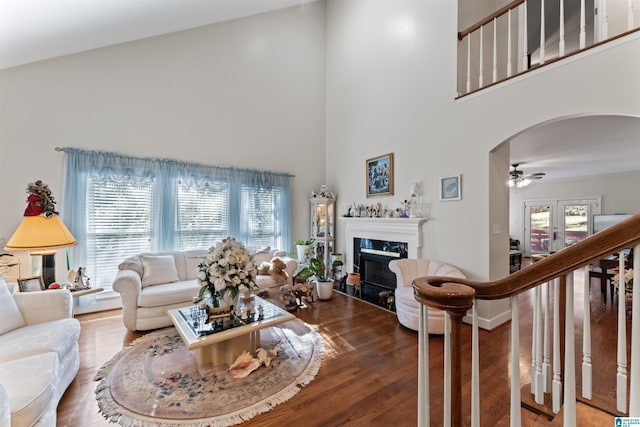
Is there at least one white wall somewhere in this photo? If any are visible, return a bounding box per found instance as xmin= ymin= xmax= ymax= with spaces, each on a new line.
xmin=0 ymin=3 xmax=327 ymax=282
xmin=325 ymin=0 xmax=640 ymax=328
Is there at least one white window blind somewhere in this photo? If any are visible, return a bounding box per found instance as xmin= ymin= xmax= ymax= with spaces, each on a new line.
xmin=241 ymin=184 xmax=284 ymax=250
xmin=176 ymin=180 xmax=229 ymax=250
xmin=85 ymin=176 xmax=154 ymax=291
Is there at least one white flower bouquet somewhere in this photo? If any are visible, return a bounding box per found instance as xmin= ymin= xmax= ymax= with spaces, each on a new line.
xmin=197 ymin=237 xmax=258 ymax=306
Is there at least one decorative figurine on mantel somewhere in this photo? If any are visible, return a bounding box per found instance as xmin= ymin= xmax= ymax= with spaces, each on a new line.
xmin=409 ymin=182 xmax=421 ymax=218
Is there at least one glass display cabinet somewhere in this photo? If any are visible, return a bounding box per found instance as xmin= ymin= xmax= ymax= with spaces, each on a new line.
xmin=309 ymin=197 xmax=335 ymax=269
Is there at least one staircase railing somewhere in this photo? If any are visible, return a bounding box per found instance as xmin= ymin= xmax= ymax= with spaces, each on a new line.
xmin=458 ymin=0 xmax=640 ymax=97
xmin=413 ymin=213 xmax=640 ymax=426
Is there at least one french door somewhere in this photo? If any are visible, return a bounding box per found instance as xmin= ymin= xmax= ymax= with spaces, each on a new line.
xmin=524 ymin=198 xmax=600 ymax=256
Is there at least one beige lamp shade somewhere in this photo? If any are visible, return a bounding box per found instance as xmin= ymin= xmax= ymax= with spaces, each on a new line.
xmin=4 ymin=214 xmax=77 ymax=252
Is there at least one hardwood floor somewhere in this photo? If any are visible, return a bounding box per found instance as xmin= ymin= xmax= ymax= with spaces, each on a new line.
xmin=57 ymin=273 xmax=626 ymax=426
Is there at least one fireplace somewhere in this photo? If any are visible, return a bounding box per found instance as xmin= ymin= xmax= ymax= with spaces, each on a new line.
xmin=341 ymin=217 xmax=426 ymax=308
xmin=353 ymin=238 xmax=408 ymax=305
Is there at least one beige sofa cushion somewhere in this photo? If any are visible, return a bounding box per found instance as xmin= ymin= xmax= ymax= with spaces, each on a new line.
xmin=0 ymin=352 xmax=57 ymax=427
xmin=0 ymin=318 xmax=80 ymax=364
xmin=0 ymin=279 xmax=25 ymax=335
xmin=137 ymin=280 xmax=201 ymax=307
xmin=140 ymin=255 xmax=179 ymax=287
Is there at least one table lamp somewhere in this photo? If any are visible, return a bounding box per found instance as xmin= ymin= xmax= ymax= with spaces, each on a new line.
xmin=4 ymin=180 xmax=76 ymax=287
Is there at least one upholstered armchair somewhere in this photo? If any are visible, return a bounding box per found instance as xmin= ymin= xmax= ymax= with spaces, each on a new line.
xmin=388 ymin=258 xmax=466 ymax=334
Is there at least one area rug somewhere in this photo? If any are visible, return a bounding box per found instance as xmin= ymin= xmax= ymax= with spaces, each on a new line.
xmin=95 ymin=319 xmax=324 ymax=427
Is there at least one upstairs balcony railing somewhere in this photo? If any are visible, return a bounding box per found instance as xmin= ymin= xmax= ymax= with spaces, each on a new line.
xmin=457 ymin=0 xmax=640 ymax=97
xmin=413 ymin=213 xmax=640 ymax=425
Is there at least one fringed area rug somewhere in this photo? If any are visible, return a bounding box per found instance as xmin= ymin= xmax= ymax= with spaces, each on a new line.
xmin=95 ymin=319 xmax=323 ymax=427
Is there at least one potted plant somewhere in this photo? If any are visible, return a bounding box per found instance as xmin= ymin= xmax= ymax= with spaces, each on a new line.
xmin=297 ymin=256 xmax=333 ymax=300
xmin=294 ymin=238 xmax=315 ymax=263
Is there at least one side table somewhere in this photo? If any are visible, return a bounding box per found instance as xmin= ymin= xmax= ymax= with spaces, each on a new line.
xmin=70 ymin=287 xmax=104 ymax=312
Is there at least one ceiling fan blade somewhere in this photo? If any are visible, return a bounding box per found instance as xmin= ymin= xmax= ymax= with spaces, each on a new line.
xmin=523 ymin=173 xmax=545 ymax=180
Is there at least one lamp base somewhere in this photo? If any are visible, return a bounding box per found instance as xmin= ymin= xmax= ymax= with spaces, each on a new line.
xmin=31 ymin=252 xmax=56 ymax=288
xmin=42 ymin=253 xmax=56 ymax=287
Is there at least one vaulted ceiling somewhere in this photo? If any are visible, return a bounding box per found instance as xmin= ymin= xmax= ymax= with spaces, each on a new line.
xmin=2 ymin=0 xmax=638 ymax=182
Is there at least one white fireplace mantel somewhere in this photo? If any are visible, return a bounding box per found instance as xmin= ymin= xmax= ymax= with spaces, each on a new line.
xmin=340 ymin=217 xmax=427 ymax=272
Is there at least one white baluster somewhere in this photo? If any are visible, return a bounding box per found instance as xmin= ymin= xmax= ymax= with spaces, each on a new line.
xmin=444 ymin=312 xmax=451 ymax=427
xmin=535 ymin=286 xmax=544 ymax=404
xmin=479 ymin=26 xmax=484 ymax=88
xmin=543 ymin=282 xmax=551 ymax=393
xmin=564 ymin=273 xmax=577 ymax=425
xmin=418 ymin=304 xmax=430 ymax=427
xmin=552 ymin=278 xmax=562 ymax=413
xmin=617 ymin=251 xmax=628 ymax=412
xmin=630 ymin=244 xmax=640 ymax=417
xmin=466 ymin=36 xmax=471 ymax=94
xmin=492 ymin=18 xmax=498 ymax=83
xmin=522 ymin=0 xmax=528 ymax=71
xmin=559 ymin=0 xmax=566 ymax=57
xmin=580 ymin=0 xmax=586 ymax=49
xmin=510 ymin=295 xmax=522 ymax=427
xmin=602 ymin=0 xmax=609 ymax=40
xmin=539 ymin=0 xmax=546 ymax=65
xmin=582 ymin=265 xmax=592 ymax=400
xmin=507 ymin=10 xmax=513 ymax=77
xmin=628 ymin=0 xmax=635 ymax=31
xmin=471 ymin=306 xmax=479 ymax=427
xmin=531 ymin=287 xmax=538 ymax=395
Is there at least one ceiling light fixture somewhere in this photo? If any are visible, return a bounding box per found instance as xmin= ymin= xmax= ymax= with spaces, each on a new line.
xmin=508 ymin=163 xmax=545 ymax=188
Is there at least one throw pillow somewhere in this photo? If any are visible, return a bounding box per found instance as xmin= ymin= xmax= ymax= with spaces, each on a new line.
xmin=0 ymin=277 xmax=26 ymax=334
xmin=118 ymin=256 xmax=144 ymax=278
xmin=139 ymin=255 xmax=179 ymax=287
xmin=252 ymin=246 xmax=272 ymax=266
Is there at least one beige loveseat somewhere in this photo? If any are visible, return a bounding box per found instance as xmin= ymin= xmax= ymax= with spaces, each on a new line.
xmin=0 ymin=279 xmax=81 ymax=426
xmin=113 ymin=248 xmax=297 ymax=331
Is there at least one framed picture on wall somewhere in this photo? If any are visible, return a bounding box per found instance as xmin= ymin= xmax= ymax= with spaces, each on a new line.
xmin=18 ymin=275 xmax=45 ymax=292
xmin=440 ymin=175 xmax=461 ymax=201
xmin=366 ymin=153 xmax=394 ymax=197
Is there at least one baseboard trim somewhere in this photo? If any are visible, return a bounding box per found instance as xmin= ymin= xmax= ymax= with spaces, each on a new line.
xmin=464 ymin=308 xmax=511 ymax=330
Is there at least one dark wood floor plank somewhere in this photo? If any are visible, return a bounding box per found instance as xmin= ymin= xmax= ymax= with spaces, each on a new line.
xmin=57 ymin=271 xmax=623 ymax=426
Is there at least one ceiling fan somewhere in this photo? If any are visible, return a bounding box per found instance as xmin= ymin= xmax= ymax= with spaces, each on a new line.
xmin=508 ymin=163 xmax=545 ymax=188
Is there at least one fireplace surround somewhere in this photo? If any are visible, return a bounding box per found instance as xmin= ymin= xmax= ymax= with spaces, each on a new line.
xmin=341 ymin=217 xmax=426 ymax=306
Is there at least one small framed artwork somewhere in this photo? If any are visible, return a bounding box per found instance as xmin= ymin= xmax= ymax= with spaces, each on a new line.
xmin=366 ymin=153 xmax=394 ymax=197
xmin=18 ymin=276 xmax=45 ymax=292
xmin=440 ymin=175 xmax=461 ymax=201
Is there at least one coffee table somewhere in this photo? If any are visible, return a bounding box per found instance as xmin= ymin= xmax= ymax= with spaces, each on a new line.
xmin=168 ymin=295 xmax=295 ymax=367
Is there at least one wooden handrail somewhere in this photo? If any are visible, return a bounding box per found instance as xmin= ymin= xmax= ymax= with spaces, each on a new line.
xmin=458 ymin=0 xmax=525 ymax=40
xmin=414 ymin=212 xmax=640 ymax=303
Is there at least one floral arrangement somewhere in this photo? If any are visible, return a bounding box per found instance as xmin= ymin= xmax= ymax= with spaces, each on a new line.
xmin=613 ymin=268 xmax=634 ymax=289
xmin=197 ymin=237 xmax=258 ymax=305
xmin=613 ymin=267 xmax=634 ymax=320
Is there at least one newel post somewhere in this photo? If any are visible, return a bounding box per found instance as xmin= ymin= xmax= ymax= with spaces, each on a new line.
xmin=413 ymin=277 xmax=476 ymax=427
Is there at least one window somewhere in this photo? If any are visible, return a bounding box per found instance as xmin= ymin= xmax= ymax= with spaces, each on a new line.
xmin=176 ymin=180 xmax=229 ymax=250
xmin=63 ymin=149 xmax=291 ymax=291
xmin=240 ymin=184 xmax=285 ymax=250
xmin=85 ymin=175 xmax=154 ymax=289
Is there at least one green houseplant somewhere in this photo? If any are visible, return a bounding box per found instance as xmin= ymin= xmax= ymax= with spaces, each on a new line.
xmin=297 ymin=257 xmax=333 ymax=300
xmin=294 ymin=238 xmax=315 ymax=263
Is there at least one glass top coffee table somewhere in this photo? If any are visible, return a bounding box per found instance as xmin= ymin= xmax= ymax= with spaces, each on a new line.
xmin=168 ymin=295 xmax=295 ymax=367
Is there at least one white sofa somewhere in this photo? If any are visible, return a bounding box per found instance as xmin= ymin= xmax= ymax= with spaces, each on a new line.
xmin=388 ymin=258 xmax=466 ymax=334
xmin=113 ymin=248 xmax=297 ymax=331
xmin=0 ymin=279 xmax=81 ymax=426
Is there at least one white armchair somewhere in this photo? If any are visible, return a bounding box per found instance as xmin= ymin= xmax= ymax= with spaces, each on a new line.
xmin=388 ymin=258 xmax=466 ymax=334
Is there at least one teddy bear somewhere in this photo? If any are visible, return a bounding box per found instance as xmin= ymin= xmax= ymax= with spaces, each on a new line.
xmin=268 ymin=257 xmax=289 ymax=284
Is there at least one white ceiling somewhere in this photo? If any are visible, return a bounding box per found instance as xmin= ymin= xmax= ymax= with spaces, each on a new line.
xmin=509 ymin=115 xmax=640 ymax=182
xmin=0 ymin=0 xmax=318 ymax=70
xmin=1 ymin=0 xmax=638 ymax=182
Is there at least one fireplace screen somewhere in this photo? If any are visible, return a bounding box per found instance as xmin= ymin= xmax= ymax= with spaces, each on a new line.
xmin=351 ymin=238 xmax=408 ymax=308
